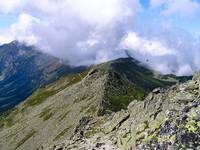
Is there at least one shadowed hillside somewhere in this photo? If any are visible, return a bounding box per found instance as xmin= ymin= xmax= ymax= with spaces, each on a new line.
xmin=0 ymin=41 xmax=86 ymax=113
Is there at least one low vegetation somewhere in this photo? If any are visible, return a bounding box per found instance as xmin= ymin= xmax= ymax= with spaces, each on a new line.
xmin=0 ymin=109 xmax=18 ymax=129
xmin=58 ymin=110 xmax=71 ymax=122
xmin=15 ymin=130 xmax=36 ymax=149
xmin=25 ymin=70 xmax=89 ymax=107
xmin=53 ymin=126 xmax=72 ymax=141
xmin=106 ymin=76 xmax=146 ymax=112
xmin=39 ymin=108 xmax=54 ymax=121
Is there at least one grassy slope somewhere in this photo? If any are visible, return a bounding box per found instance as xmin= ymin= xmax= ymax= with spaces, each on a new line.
xmin=0 ymin=58 xmax=189 ymax=127
xmin=0 ymin=70 xmax=89 ymax=129
xmin=95 ymin=58 xmax=188 ymax=113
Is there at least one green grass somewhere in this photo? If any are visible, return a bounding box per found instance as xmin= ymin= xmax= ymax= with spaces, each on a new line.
xmin=100 ymin=59 xmax=177 ymax=113
xmin=39 ymin=108 xmax=54 ymax=121
xmin=53 ymin=126 xmax=72 ymax=141
xmin=3 ymin=118 xmax=13 ymax=128
xmin=0 ymin=117 xmax=14 ymax=129
xmin=80 ymin=105 xmax=89 ymax=113
xmin=15 ymin=130 xmax=36 ymax=149
xmin=65 ymin=69 xmax=89 ymax=87
xmin=0 ymin=70 xmax=89 ymax=130
xmin=105 ymin=77 xmax=146 ymax=112
xmin=108 ymin=95 xmax=134 ymax=110
xmin=58 ymin=110 xmax=70 ymax=122
xmin=86 ymin=105 xmax=97 ymax=114
xmin=84 ymin=128 xmax=100 ymax=138
xmin=25 ymin=70 xmax=89 ymax=107
xmin=108 ymin=58 xmax=182 ymax=93
xmin=26 ymin=90 xmax=57 ymax=107
xmin=0 ymin=110 xmax=17 ymax=128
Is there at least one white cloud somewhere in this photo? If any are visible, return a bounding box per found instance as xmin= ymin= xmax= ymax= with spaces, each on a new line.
xmin=11 ymin=13 xmax=40 ymax=45
xmin=0 ymin=30 xmax=13 ymax=44
xmin=121 ymin=32 xmax=175 ymax=56
xmin=0 ymin=0 xmax=200 ymax=76
xmin=163 ymin=0 xmax=200 ymax=17
xmin=119 ymin=30 xmax=200 ymax=76
xmin=4 ymin=0 xmax=141 ymax=66
xmin=0 ymin=0 xmax=22 ymax=13
xmin=177 ymin=64 xmax=193 ymax=76
xmin=151 ymin=0 xmax=200 ymax=18
xmin=63 ymin=0 xmax=135 ymax=25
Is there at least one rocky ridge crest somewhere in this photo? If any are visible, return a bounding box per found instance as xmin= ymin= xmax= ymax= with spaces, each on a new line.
xmin=48 ymin=72 xmax=200 ymax=150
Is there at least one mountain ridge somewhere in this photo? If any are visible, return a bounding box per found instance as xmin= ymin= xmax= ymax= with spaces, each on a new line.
xmin=0 ymin=57 xmax=190 ymax=150
xmin=49 ymin=71 xmax=200 ymax=150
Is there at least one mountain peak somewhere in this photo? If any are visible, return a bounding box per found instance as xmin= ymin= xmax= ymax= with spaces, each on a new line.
xmin=10 ymin=40 xmax=20 ymax=45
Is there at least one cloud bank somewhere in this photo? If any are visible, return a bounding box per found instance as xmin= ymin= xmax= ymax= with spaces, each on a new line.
xmin=1 ymin=0 xmax=140 ymax=65
xmin=122 ymin=30 xmax=200 ymax=76
xmin=0 ymin=0 xmax=200 ymax=76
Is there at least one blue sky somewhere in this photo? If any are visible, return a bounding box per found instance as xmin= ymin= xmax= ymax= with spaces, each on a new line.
xmin=138 ymin=0 xmax=200 ymax=36
xmin=140 ymin=0 xmax=150 ymax=8
xmin=0 ymin=14 xmax=17 ymax=29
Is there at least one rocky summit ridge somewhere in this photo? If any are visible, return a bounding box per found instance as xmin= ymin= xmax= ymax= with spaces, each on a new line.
xmin=50 ymin=72 xmax=200 ymax=150
xmin=0 ymin=57 xmax=193 ymax=150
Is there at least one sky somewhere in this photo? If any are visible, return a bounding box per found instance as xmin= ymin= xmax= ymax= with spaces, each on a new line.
xmin=0 ymin=0 xmax=200 ymax=76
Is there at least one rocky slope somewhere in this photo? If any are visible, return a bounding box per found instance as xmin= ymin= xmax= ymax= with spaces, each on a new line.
xmin=0 ymin=58 xmax=189 ymax=150
xmin=0 ymin=41 xmax=85 ymax=113
xmin=51 ymin=73 xmax=200 ymax=150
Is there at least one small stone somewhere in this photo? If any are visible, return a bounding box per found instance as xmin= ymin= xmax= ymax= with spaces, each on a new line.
xmin=152 ymin=88 xmax=161 ymax=94
xmin=182 ymin=106 xmax=191 ymax=113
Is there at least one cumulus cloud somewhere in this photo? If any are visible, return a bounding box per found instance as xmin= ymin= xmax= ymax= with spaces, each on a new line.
xmin=11 ymin=13 xmax=39 ymax=45
xmin=0 ymin=0 xmax=200 ymax=76
xmin=0 ymin=29 xmax=13 ymax=44
xmin=121 ymin=29 xmax=200 ymax=76
xmin=0 ymin=0 xmax=21 ymax=13
xmin=121 ymin=32 xmax=176 ymax=56
xmin=5 ymin=0 xmax=141 ymax=66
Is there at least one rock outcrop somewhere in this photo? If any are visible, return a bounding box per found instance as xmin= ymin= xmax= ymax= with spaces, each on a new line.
xmin=47 ymin=72 xmax=200 ymax=150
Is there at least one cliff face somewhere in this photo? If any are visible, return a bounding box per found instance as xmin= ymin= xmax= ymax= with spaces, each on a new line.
xmin=0 ymin=58 xmax=189 ymax=150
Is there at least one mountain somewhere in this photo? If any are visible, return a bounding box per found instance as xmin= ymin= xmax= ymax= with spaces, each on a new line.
xmin=0 ymin=57 xmax=189 ymax=150
xmin=0 ymin=41 xmax=85 ymax=113
xmin=61 ymin=72 xmax=200 ymax=150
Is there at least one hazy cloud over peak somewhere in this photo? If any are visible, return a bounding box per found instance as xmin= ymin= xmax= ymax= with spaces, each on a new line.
xmin=3 ymin=0 xmax=141 ymax=66
xmin=0 ymin=0 xmax=200 ymax=75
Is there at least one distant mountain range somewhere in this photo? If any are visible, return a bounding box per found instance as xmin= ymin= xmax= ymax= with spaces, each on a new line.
xmin=0 ymin=41 xmax=85 ymax=113
xmin=0 ymin=53 xmax=192 ymax=150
